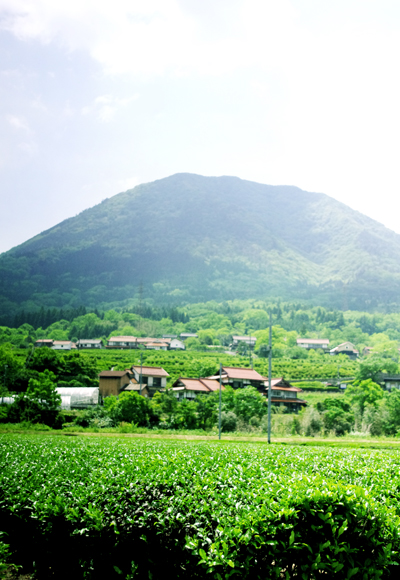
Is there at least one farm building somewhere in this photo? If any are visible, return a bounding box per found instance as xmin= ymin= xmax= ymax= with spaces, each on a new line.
xmin=98 ymin=370 xmax=132 ymax=397
xmin=56 ymin=387 xmax=100 ymax=409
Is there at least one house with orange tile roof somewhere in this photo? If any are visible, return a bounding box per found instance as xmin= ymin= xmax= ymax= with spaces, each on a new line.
xmin=207 ymin=366 xmax=306 ymax=412
xmin=130 ymin=365 xmax=170 ymax=396
xmin=171 ymin=378 xmax=223 ymax=400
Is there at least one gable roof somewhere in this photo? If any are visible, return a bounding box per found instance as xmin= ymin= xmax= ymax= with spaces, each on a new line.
xmin=297 ymin=338 xmax=329 ymax=345
xmin=271 ymin=385 xmax=302 ymax=392
xmin=108 ymin=336 xmax=137 ymax=342
xmin=218 ymin=366 xmax=266 ymax=381
xmin=172 ymin=378 xmax=223 ymax=392
xmin=99 ymin=370 xmax=130 ymax=378
xmin=330 ymin=342 xmax=359 ymax=353
xmin=131 ymin=366 xmax=169 ymax=377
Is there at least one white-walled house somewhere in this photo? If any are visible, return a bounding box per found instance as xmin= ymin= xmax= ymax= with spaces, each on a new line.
xmin=145 ymin=341 xmax=169 ymax=351
xmin=51 ymin=340 xmax=76 ymax=350
xmin=169 ymin=338 xmax=185 ymax=350
xmin=330 ymin=342 xmax=359 ymax=359
xmin=107 ymin=336 xmax=138 ymax=348
xmin=130 ymin=366 xmax=170 ymax=396
xmin=232 ymin=336 xmax=257 ymax=349
xmin=76 ymin=339 xmax=103 ymax=349
xmin=296 ymin=338 xmax=329 ymax=350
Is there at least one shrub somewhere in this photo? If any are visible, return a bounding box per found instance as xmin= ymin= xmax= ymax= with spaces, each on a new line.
xmin=220 ymin=410 xmax=237 ymax=432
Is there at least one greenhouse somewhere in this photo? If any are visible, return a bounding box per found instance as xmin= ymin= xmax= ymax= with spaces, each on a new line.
xmin=56 ymin=387 xmax=100 ymax=410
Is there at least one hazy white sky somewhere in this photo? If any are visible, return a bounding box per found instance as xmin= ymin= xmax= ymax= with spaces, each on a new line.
xmin=1 ymin=0 xmax=400 ymax=253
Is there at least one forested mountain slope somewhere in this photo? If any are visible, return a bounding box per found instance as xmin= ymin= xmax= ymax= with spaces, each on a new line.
xmin=1 ymin=173 xmax=400 ymax=316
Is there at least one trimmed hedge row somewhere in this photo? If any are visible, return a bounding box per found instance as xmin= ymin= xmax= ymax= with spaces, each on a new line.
xmin=1 ymin=436 xmax=400 ymax=579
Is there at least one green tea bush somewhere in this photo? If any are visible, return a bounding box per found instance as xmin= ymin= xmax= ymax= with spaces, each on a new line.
xmin=1 ymin=437 xmax=400 ymax=579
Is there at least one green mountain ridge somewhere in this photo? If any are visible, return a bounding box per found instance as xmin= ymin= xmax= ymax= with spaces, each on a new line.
xmin=1 ymin=172 xmax=400 ymax=316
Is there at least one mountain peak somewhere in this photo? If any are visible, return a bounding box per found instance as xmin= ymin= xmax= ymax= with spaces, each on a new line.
xmin=1 ymin=173 xmax=400 ymax=317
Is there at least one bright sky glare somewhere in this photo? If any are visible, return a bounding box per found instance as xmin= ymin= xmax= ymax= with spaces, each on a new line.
xmin=1 ymin=0 xmax=400 ymax=253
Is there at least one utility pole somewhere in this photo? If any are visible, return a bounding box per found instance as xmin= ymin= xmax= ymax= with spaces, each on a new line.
xmin=139 ymin=351 xmax=143 ymax=396
xmin=249 ymin=333 xmax=253 ymax=369
xmin=218 ymin=363 xmax=222 ymax=440
xmin=267 ymin=312 xmax=272 ymax=444
xmin=138 ymin=282 xmax=143 ymax=335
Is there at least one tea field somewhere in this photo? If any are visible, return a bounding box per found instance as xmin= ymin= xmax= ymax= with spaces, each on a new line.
xmin=1 ymin=435 xmax=400 ymax=579
xmin=87 ymin=349 xmax=357 ymax=383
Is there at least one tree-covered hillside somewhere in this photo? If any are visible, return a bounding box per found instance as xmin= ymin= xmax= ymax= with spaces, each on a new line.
xmin=2 ymin=173 xmax=400 ymax=317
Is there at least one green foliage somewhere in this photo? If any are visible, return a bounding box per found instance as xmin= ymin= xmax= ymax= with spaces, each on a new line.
xmin=26 ymin=369 xmax=60 ymax=409
xmin=5 ymin=174 xmax=400 ymax=314
xmin=5 ymin=370 xmax=64 ymax=428
xmin=110 ymin=392 xmax=154 ymax=427
xmin=356 ymin=355 xmax=398 ymax=382
xmin=345 ymin=379 xmax=384 ymax=413
xmin=233 ymin=386 xmax=266 ymax=422
xmin=219 ymin=410 xmax=237 ymax=432
xmin=317 ymin=398 xmax=355 ymax=436
xmin=1 ymin=437 xmax=400 ymax=579
xmin=173 ymin=399 xmax=198 ymax=429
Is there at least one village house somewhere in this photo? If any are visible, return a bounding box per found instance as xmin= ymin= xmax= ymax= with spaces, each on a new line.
xmin=296 ymin=338 xmax=329 ymax=350
xmin=330 ymin=342 xmax=359 ymax=359
xmin=99 ymin=370 xmax=150 ymax=398
xmin=269 ymin=378 xmax=306 ymax=413
xmin=171 ymin=378 xmax=223 ymax=400
xmin=180 ymin=333 xmax=198 ymax=340
xmin=106 ymin=336 xmax=184 ymax=351
xmin=34 ymin=339 xmax=54 ymax=348
xmin=51 ymin=340 xmax=76 ymax=350
xmin=207 ymin=366 xmax=306 ymax=412
xmin=145 ymin=341 xmax=169 ymax=351
xmin=377 ymin=374 xmax=400 ymax=391
xmin=169 ymin=338 xmax=185 ymax=350
xmin=106 ymin=336 xmax=137 ymax=349
xmin=130 ymin=366 xmax=169 ymax=397
xmin=76 ymin=339 xmax=103 ymax=349
xmin=207 ymin=366 xmax=267 ymax=391
xmin=231 ymin=336 xmax=257 ymax=349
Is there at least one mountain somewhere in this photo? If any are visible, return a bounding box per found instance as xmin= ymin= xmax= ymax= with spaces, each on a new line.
xmin=1 ymin=172 xmax=400 ymax=317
